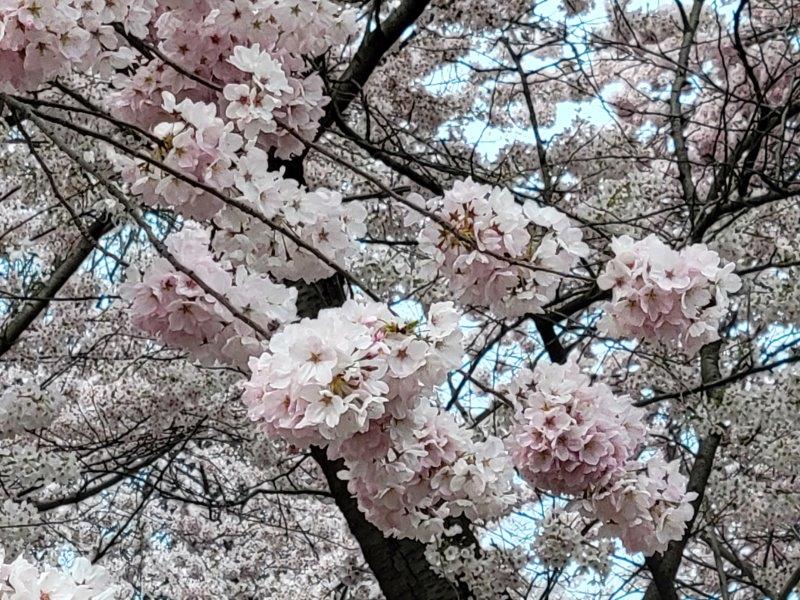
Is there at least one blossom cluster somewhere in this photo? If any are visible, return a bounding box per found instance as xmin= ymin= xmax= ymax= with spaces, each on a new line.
xmin=211 ymin=163 xmax=368 ymax=284
xmin=2 ymin=0 xmax=368 ymax=293
xmin=0 ymin=383 xmax=61 ymax=438
xmin=118 ymin=93 xmax=246 ymax=220
xmin=341 ymin=407 xmax=516 ymax=541
xmin=336 ymin=554 xmax=381 ymax=599
xmin=506 ymin=361 xmax=697 ymax=556
xmin=0 ymin=547 xmax=118 ymax=599
xmin=244 ymin=300 xmax=517 ymax=540
xmin=532 ymin=509 xmax=612 ymax=576
xmin=2 ymin=442 xmax=78 ymax=489
xmin=424 ymin=541 xmax=529 ymax=599
xmin=597 ymin=235 xmax=741 ymax=355
xmin=414 ymin=178 xmax=589 ymax=317
xmin=505 ymin=361 xmax=645 ymax=495
xmin=0 ymin=501 xmax=38 ymax=559
xmin=113 ymin=97 xmax=368 ymax=283
xmin=1 ymin=0 xmax=367 ymax=288
xmin=243 ymin=300 xmax=462 ymax=446
xmin=0 ymin=1 xmax=356 ymax=156
xmin=109 ymin=0 xmax=356 ymax=158
xmin=121 ymin=227 xmax=297 ymax=367
xmin=0 ymin=0 xmax=155 ymax=92
xmin=586 ymin=452 xmax=698 ymax=555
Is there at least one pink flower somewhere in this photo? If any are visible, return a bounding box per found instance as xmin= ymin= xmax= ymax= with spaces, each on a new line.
xmin=343 ymin=406 xmax=516 ymax=541
xmin=587 ymin=452 xmax=698 ymax=556
xmin=506 ymin=360 xmax=645 ymax=495
xmin=598 ymin=235 xmax=741 ymax=354
xmin=416 ymin=179 xmax=588 ymax=318
xmin=122 ymin=227 xmax=296 ymax=367
xmin=242 ymin=300 xmax=464 ymax=449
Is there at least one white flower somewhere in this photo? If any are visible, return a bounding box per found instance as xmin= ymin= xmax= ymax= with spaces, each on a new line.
xmin=228 ymin=44 xmax=292 ymax=95
xmin=223 ymin=83 xmax=256 ymax=120
xmin=387 ymin=339 xmax=428 ymax=378
xmin=427 ymin=302 xmax=460 ymax=339
xmin=301 ymin=394 xmax=348 ymax=429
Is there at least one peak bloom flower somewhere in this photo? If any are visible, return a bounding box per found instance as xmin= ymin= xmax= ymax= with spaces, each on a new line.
xmin=506 ymin=360 xmax=645 ymax=495
xmin=586 ymin=452 xmax=698 ymax=556
xmin=121 ymin=227 xmax=297 ymax=366
xmin=0 ymin=548 xmax=118 ymax=599
xmin=597 ymin=235 xmax=741 ymax=354
xmin=243 ymin=300 xmax=517 ymax=540
xmin=507 ymin=360 xmax=697 ymax=556
xmin=414 ymin=178 xmax=589 ymax=317
xmin=243 ymin=300 xmax=464 ymax=447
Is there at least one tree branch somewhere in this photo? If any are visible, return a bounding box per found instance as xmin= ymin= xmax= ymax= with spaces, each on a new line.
xmin=669 ymin=0 xmax=703 ymax=222
xmin=318 ymin=0 xmax=433 ymax=134
xmin=644 ymin=340 xmax=725 ymax=600
xmin=0 ymin=215 xmax=111 ymax=358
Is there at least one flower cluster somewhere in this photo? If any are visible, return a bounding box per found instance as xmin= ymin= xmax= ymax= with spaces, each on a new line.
xmin=243 ymin=300 xmax=463 ymax=448
xmin=506 ymin=360 xmax=697 ymax=556
xmin=0 ymin=501 xmax=38 ymax=559
xmin=586 ymin=452 xmax=698 ymax=556
xmin=532 ymin=509 xmax=612 ymax=576
xmin=2 ymin=442 xmax=78 ymax=489
xmin=211 ymin=154 xmax=368 ymax=284
xmin=0 ymin=383 xmax=61 ymax=438
xmin=0 ymin=547 xmax=119 ymax=599
xmin=414 ymin=178 xmax=589 ymax=317
xmin=424 ymin=541 xmax=529 ymax=599
xmin=506 ymin=361 xmax=645 ymax=495
xmin=336 ymin=554 xmax=381 ymax=599
xmin=342 ymin=406 xmax=516 ymax=541
xmin=220 ymin=42 xmax=297 ymax=146
xmin=3 ymin=1 xmax=366 ymax=287
xmin=2 ymin=0 xmax=366 ymax=286
xmin=597 ymin=235 xmax=741 ymax=355
xmin=118 ymin=93 xmax=245 ymax=220
xmin=0 ymin=0 xmax=155 ymax=92
xmin=113 ymin=97 xmax=368 ymax=283
xmin=109 ymin=0 xmax=356 ymax=158
xmin=244 ymin=300 xmax=517 ymax=540
xmin=121 ymin=227 xmax=297 ymax=367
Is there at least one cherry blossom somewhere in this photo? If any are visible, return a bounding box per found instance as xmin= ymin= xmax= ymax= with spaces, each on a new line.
xmin=504 ymin=359 xmax=697 ymax=557
xmin=213 ymin=180 xmax=368 ymax=284
xmin=586 ymin=452 xmax=698 ymax=556
xmin=0 ymin=548 xmax=119 ymax=599
xmin=243 ymin=300 xmax=463 ymax=447
xmin=106 ymin=0 xmax=356 ymax=157
xmin=1 ymin=0 xmax=798 ymax=595
xmin=506 ymin=360 xmax=645 ymax=495
xmin=341 ymin=405 xmax=517 ymax=541
xmin=242 ymin=299 xmax=519 ymax=541
xmin=533 ymin=509 xmax=612 ymax=576
xmin=121 ymin=226 xmax=297 ymax=366
xmin=425 ymin=541 xmax=530 ymax=598
xmin=0 ymin=0 xmax=155 ymax=93
xmin=414 ymin=178 xmax=589 ymax=317
xmin=0 ymin=500 xmax=38 ymax=559
xmin=597 ymin=235 xmax=741 ymax=355
xmin=0 ymin=382 xmax=61 ymax=437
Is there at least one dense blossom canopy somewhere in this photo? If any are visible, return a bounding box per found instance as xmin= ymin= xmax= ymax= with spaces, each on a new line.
xmin=0 ymin=0 xmax=799 ymax=597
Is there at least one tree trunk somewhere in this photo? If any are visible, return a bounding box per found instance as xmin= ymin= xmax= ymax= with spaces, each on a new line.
xmin=311 ymin=447 xmax=462 ymax=600
xmin=287 ymin=4 xmax=464 ymax=594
